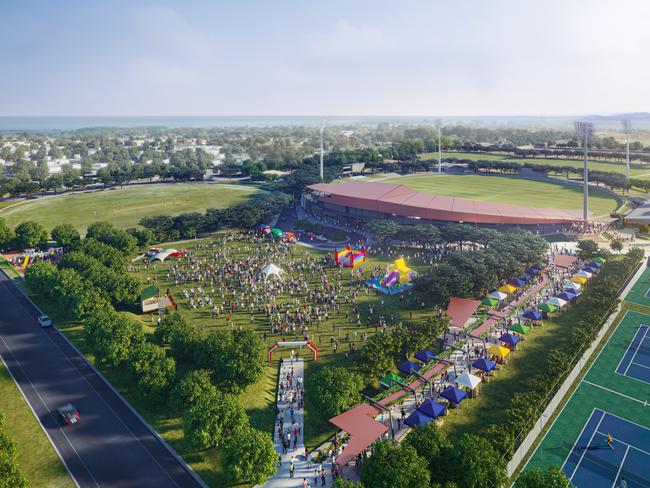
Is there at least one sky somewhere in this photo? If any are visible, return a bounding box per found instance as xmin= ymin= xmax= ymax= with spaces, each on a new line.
xmin=1 ymin=0 xmax=649 ymax=117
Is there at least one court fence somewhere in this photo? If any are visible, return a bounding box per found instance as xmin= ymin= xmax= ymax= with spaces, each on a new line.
xmin=506 ymin=260 xmax=644 ymax=478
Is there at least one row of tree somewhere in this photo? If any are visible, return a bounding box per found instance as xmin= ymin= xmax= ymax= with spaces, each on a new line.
xmin=0 ymin=412 xmax=28 ymax=487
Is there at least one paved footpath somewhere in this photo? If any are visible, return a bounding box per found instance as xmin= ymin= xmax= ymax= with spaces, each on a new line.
xmin=263 ymin=358 xmax=329 ymax=488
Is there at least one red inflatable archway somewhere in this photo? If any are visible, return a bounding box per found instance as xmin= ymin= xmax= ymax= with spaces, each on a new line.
xmin=268 ymin=340 xmax=318 ymax=363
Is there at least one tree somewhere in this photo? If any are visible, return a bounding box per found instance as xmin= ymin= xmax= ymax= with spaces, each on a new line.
xmin=129 ymin=342 xmax=176 ymax=401
xmin=0 ymin=218 xmax=15 ymax=250
xmin=403 ymin=423 xmax=451 ymax=484
xmin=86 ymin=221 xmax=137 ymax=254
xmin=51 ymin=223 xmax=80 ymax=248
xmin=515 ymin=466 xmax=573 ymax=487
xmin=170 ymin=369 xmax=214 ymax=412
xmin=310 ymin=366 xmax=364 ymax=418
xmin=92 ymin=313 xmax=145 ymax=367
xmin=0 ymin=413 xmax=28 ymax=488
xmin=610 ymin=238 xmax=624 ymax=252
xmin=577 ymin=240 xmax=599 ymax=260
xmin=220 ymin=425 xmax=277 ymax=485
xmin=24 ymin=261 xmax=57 ymax=294
xmin=126 ymin=227 xmax=154 ymax=247
xmin=360 ymin=440 xmax=430 ymax=488
xmin=153 ymin=313 xmax=188 ymax=346
xmin=14 ymin=220 xmax=48 ymax=248
xmin=365 ymin=220 xmax=400 ymax=244
xmin=450 ymin=434 xmax=507 ymax=488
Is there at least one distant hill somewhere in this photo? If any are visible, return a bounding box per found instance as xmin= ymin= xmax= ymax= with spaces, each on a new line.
xmin=585 ymin=112 xmax=650 ymax=121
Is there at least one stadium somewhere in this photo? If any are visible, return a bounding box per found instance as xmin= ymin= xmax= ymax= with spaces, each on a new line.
xmin=303 ymin=181 xmax=585 ymax=228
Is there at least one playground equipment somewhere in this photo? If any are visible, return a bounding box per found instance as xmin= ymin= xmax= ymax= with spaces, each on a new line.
xmin=267 ymin=340 xmax=318 ymax=363
xmin=334 ymin=246 xmax=366 ymax=268
xmin=366 ymin=257 xmax=417 ymax=295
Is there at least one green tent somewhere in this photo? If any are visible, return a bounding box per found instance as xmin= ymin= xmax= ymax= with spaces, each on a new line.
xmin=379 ymin=372 xmax=403 ymax=388
xmin=271 ymin=228 xmax=284 ymax=237
xmin=482 ymin=297 xmax=499 ymax=307
xmin=510 ymin=323 xmax=530 ymax=335
xmin=538 ymin=303 xmax=558 ymax=313
xmin=593 ymin=257 xmax=606 ymax=264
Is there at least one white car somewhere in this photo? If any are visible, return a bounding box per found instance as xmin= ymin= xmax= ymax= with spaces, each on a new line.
xmin=37 ymin=315 xmax=52 ymax=328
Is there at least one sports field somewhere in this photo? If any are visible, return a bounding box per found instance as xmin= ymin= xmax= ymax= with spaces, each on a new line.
xmin=622 ymin=266 xmax=650 ymax=307
xmin=420 ymin=151 xmax=650 ymax=178
xmin=379 ymin=174 xmax=619 ymax=217
xmin=0 ymin=183 xmax=261 ymax=233
xmin=523 ymin=303 xmax=650 ymax=486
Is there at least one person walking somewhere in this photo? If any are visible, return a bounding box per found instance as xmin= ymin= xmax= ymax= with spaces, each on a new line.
xmin=607 ymin=433 xmax=614 ymax=450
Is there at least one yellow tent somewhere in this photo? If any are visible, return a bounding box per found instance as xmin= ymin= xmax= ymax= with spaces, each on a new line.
xmin=487 ymin=344 xmax=510 ymax=359
xmin=571 ymin=276 xmax=588 ymax=284
xmin=498 ymin=284 xmax=517 ymax=294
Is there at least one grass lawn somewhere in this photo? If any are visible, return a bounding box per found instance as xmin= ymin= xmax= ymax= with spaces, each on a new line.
xmin=0 ymin=183 xmax=261 ymax=233
xmin=420 ymin=151 xmax=650 ymax=178
xmin=380 ymin=174 xmax=619 ymax=217
xmin=0 ymin=362 xmax=74 ymax=488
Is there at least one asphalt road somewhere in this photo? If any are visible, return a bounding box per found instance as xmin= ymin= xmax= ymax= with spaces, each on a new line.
xmin=0 ymin=271 xmax=206 ymax=488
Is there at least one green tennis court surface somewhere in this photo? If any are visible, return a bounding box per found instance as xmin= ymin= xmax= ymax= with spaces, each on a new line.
xmin=523 ymin=310 xmax=650 ymax=486
xmin=624 ymin=266 xmax=650 ymax=307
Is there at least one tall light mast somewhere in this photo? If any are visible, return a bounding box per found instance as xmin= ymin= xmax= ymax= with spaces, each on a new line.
xmin=319 ymin=122 xmax=324 ymax=181
xmin=435 ymin=118 xmax=443 ymax=173
xmin=574 ymin=121 xmax=594 ymax=226
xmin=622 ymin=119 xmax=631 ymax=181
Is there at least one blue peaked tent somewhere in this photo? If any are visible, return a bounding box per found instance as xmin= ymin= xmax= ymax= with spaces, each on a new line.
xmin=588 ymin=261 xmax=603 ymax=268
xmin=522 ymin=273 xmax=532 ymax=282
xmin=557 ymin=291 xmax=575 ymax=302
xmin=532 ymin=264 xmax=545 ymax=270
xmin=500 ymin=333 xmax=521 ymax=348
xmin=509 ymin=278 xmax=525 ymax=287
xmin=523 ymin=310 xmax=542 ymax=321
xmin=405 ymin=410 xmax=434 ymax=428
xmin=414 ymin=349 xmax=436 ymax=363
xmin=472 ymin=357 xmax=496 ymax=373
xmin=398 ymin=361 xmax=421 ymax=375
xmin=417 ymin=399 xmax=446 ymax=419
xmin=441 ymin=385 xmax=468 ymax=405
xmin=584 ymin=266 xmax=598 ymax=274
xmin=526 ymin=267 xmax=540 ymax=276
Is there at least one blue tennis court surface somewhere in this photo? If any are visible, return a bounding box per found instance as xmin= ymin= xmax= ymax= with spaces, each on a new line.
xmin=616 ymin=325 xmax=650 ymax=385
xmin=563 ymin=409 xmax=650 ymax=487
xmin=645 ymin=288 xmax=650 ymax=298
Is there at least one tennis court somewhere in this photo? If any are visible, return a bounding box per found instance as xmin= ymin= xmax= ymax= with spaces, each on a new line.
xmin=563 ymin=409 xmax=650 ymax=487
xmin=615 ymin=325 xmax=650 ymax=385
xmin=624 ymin=266 xmax=650 ymax=307
xmin=522 ymin=310 xmax=650 ymax=487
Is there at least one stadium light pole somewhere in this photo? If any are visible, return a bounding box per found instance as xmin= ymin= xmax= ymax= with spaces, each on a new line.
xmin=319 ymin=122 xmax=324 ymax=181
xmin=622 ymin=119 xmax=631 ymax=181
xmin=436 ymin=118 xmax=443 ymax=173
xmin=574 ymin=121 xmax=593 ymax=227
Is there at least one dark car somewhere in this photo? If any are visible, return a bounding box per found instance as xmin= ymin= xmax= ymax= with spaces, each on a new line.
xmin=57 ymin=403 xmax=80 ymax=425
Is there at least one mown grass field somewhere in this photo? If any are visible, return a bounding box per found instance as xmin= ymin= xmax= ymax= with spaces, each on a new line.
xmin=380 ymin=174 xmax=619 ymax=217
xmin=420 ymin=151 xmax=650 ymax=178
xmin=0 ymin=183 xmax=261 ymax=233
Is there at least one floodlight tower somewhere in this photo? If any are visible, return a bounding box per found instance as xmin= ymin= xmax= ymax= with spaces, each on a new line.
xmin=319 ymin=122 xmax=324 ymax=181
xmin=574 ymin=121 xmax=594 ymax=226
xmin=622 ymin=119 xmax=631 ymax=181
xmin=435 ymin=118 xmax=443 ymax=173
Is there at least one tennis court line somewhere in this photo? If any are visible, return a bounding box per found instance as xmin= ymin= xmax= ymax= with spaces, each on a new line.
xmin=612 ymin=446 xmax=630 ymax=488
xmin=631 ymin=362 xmax=650 ymax=371
xmin=595 ymin=430 xmax=650 ymax=457
xmin=582 ymin=380 xmax=649 ymax=407
xmin=568 ymin=410 xmax=606 ymax=481
xmin=623 ymin=326 xmax=648 ymax=375
xmin=561 ymin=407 xmax=597 ymax=472
xmin=614 ymin=323 xmax=648 ymax=373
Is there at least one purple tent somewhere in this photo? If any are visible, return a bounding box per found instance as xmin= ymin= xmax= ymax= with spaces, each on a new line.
xmin=523 ymin=310 xmax=542 ymax=321
xmin=404 ymin=410 xmax=433 ymax=428
xmin=522 ymin=273 xmax=532 ymax=282
xmin=588 ymin=261 xmax=603 ymax=268
xmin=472 ymin=357 xmax=496 ymax=373
xmin=441 ymin=385 xmax=467 ymax=405
xmin=500 ymin=333 xmax=521 ymax=348
xmin=557 ymin=291 xmax=575 ymax=301
xmin=532 ymin=263 xmax=545 ymax=270
xmin=526 ymin=267 xmax=540 ymax=276
xmin=398 ymin=361 xmax=421 ymax=375
xmin=414 ymin=349 xmax=436 ymax=364
xmin=583 ymin=266 xmax=598 ymax=274
xmin=417 ymin=399 xmax=446 ymax=419
xmin=509 ymin=278 xmax=525 ymax=287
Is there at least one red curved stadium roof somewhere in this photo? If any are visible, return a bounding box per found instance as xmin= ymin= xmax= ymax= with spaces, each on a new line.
xmin=308 ymin=181 xmax=585 ymax=225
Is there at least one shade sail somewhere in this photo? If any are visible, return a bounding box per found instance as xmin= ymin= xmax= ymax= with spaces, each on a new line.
xmin=510 ymin=323 xmax=530 ymax=335
xmin=482 ymin=297 xmax=499 ymax=307
xmin=499 ymin=333 xmax=521 ymax=347
xmin=557 ymin=291 xmax=575 ymax=302
xmin=447 ymin=297 xmax=482 ymax=329
xmin=593 ymin=257 xmax=606 ymax=264
xmin=456 ymin=371 xmax=481 ymax=390
xmin=398 ymin=361 xmax=421 ymax=375
xmin=414 ymin=349 xmax=436 ymax=363
xmin=538 ymin=303 xmax=558 ymax=313
xmin=379 ymin=372 xmax=403 ymax=388
xmin=417 ymin=399 xmax=446 ymax=419
xmin=564 ymin=281 xmax=581 ymax=291
xmin=588 ymin=261 xmax=603 ymax=268
xmin=509 ymin=278 xmax=525 ymax=287
xmin=522 ymin=310 xmax=542 ymax=321
xmin=576 ymin=270 xmax=592 ymax=279
xmin=440 ymin=385 xmax=468 ymax=404
xmin=571 ymin=276 xmax=588 ymax=284
xmin=547 ymin=297 xmax=567 ymax=308
xmin=405 ymin=410 xmax=434 ymax=428
xmin=490 ymin=291 xmax=508 ymax=301
xmin=498 ymin=284 xmax=517 ymax=294
xmin=487 ymin=344 xmax=510 ymax=358
xmin=472 ymin=357 xmax=496 ymax=372
xmin=329 ymin=404 xmax=388 ymax=467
